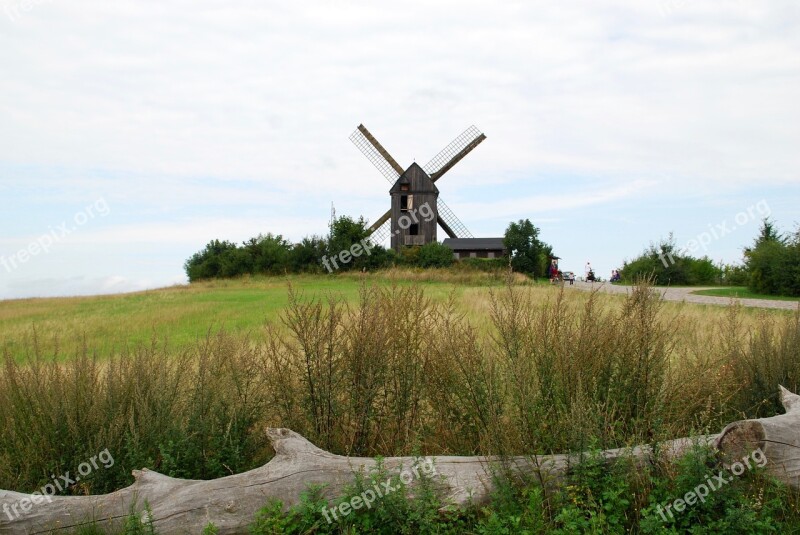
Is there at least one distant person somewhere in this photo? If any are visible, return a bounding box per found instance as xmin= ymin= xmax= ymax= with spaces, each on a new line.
xmin=549 ymin=259 xmax=559 ymax=283
xmin=585 ymin=261 xmax=591 ymax=280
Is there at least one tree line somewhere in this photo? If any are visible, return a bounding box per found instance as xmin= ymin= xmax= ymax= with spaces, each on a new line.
xmin=184 ymin=215 xmax=460 ymax=281
xmin=184 ymin=216 xmax=553 ymax=282
xmin=620 ymin=219 xmax=800 ymax=296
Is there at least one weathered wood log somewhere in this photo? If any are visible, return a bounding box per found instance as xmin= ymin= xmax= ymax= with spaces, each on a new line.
xmin=1 ymin=387 xmax=797 ymax=535
xmin=714 ymin=385 xmax=800 ymax=482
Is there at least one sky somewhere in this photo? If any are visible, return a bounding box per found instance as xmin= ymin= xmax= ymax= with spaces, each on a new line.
xmin=1 ymin=0 xmax=798 ymax=299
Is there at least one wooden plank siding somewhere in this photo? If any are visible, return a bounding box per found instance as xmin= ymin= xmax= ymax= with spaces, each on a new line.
xmin=390 ymin=163 xmax=439 ymax=252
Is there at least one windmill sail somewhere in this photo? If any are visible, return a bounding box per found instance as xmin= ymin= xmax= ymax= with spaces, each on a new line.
xmin=350 ymin=122 xmax=482 ymax=244
xmin=349 ymin=125 xmax=403 ymax=183
xmin=368 ymin=219 xmax=391 ymax=245
xmin=424 ymin=126 xmax=486 ymax=182
xmin=437 ymin=198 xmax=473 ymax=238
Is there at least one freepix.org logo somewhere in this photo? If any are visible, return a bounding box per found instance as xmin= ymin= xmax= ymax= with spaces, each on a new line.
xmin=3 ymin=0 xmax=51 ymax=23
xmin=655 ymin=447 xmax=767 ymax=522
xmin=0 ymin=198 xmax=110 ymax=274
xmin=3 ymin=448 xmax=115 ymax=521
xmin=321 ymin=459 xmax=437 ymax=524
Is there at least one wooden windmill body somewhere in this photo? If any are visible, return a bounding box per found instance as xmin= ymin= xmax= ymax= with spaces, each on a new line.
xmin=350 ymin=124 xmax=486 ymax=252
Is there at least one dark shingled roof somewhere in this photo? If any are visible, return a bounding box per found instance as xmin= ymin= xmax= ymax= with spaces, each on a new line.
xmin=442 ymin=238 xmax=505 ymax=251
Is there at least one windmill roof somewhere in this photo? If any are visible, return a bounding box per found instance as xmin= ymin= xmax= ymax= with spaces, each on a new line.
xmin=442 ymin=238 xmax=506 ymax=251
xmin=390 ymin=162 xmax=438 ymax=194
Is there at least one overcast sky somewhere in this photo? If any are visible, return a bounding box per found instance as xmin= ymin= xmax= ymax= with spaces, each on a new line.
xmin=1 ymin=0 xmax=798 ymax=299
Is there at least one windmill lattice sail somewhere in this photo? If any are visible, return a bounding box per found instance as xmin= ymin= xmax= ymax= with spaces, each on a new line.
xmin=437 ymin=198 xmax=473 ymax=238
xmin=349 ymin=125 xmax=402 ymax=184
xmin=424 ymin=125 xmax=485 ymax=181
xmin=350 ymin=123 xmax=483 ymax=246
xmin=368 ymin=220 xmax=391 ymax=245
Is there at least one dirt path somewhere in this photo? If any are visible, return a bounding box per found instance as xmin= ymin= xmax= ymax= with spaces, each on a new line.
xmin=565 ymin=281 xmax=799 ymax=311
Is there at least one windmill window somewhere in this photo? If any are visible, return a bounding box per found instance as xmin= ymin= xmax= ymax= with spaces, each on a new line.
xmin=400 ymin=195 xmax=413 ymax=211
xmin=409 ymin=223 xmax=419 ymax=235
xmin=400 ymin=184 xmax=410 ymax=191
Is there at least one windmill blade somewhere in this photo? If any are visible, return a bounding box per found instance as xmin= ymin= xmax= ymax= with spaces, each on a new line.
xmin=437 ymin=198 xmax=473 ymax=238
xmin=349 ymin=124 xmax=404 ymax=184
xmin=368 ymin=209 xmax=391 ymax=233
xmin=367 ymin=219 xmax=391 ymax=245
xmin=437 ymin=217 xmax=457 ymax=239
xmin=424 ymin=125 xmax=486 ymax=182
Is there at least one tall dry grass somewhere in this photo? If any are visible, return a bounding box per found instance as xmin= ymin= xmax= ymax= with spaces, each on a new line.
xmin=1 ymin=278 xmax=798 ymax=498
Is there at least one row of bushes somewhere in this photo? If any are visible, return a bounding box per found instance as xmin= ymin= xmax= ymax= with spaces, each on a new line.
xmin=183 ymin=216 xmax=461 ymax=281
xmin=184 ymin=215 xmax=560 ymax=282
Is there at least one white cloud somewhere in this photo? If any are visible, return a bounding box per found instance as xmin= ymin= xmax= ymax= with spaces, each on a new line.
xmin=1 ymin=0 xmax=798 ymax=297
xmin=457 ymin=179 xmax=659 ymax=221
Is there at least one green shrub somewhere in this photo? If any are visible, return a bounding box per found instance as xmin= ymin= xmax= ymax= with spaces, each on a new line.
xmin=503 ymin=218 xmax=552 ymax=278
xmin=620 ymin=235 xmax=721 ymax=285
xmin=459 ymin=257 xmax=508 ymax=273
xmin=246 ymin=444 xmax=800 ymax=533
xmin=121 ymin=504 xmax=157 ymax=535
xmin=249 ymin=459 xmax=456 ymax=535
xmin=415 ymin=242 xmax=454 ymax=268
xmin=721 ymin=263 xmax=749 ymax=286
xmin=745 ymin=220 xmax=800 ymax=296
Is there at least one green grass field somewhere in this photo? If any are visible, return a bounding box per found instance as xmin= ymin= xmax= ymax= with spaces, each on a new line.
xmin=0 ymin=270 xmax=521 ymax=359
xmin=692 ymin=286 xmax=800 ymax=301
xmin=2 ymin=270 xmax=790 ymax=363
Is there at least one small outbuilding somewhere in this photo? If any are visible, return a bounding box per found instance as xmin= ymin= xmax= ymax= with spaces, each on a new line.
xmin=442 ymin=237 xmax=506 ymax=260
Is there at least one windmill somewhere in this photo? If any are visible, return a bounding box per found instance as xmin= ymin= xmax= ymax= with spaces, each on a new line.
xmin=349 ymin=124 xmax=486 ymax=252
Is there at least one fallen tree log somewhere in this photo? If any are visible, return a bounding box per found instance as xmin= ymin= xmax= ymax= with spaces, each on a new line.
xmin=714 ymin=385 xmax=800 ymax=481
xmin=1 ymin=386 xmax=798 ymax=535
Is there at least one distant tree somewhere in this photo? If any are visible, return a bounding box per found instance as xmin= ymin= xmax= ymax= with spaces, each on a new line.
xmin=743 ymin=219 xmax=799 ymax=296
xmin=720 ymin=263 xmax=749 ymax=286
xmin=327 ymin=215 xmax=388 ymax=271
xmin=619 ymin=234 xmax=720 ymax=285
xmin=787 ymin=227 xmax=800 ymax=296
xmin=754 ymin=218 xmax=783 ymax=247
xmin=243 ymin=233 xmax=292 ymax=275
xmin=184 ymin=240 xmax=240 ymax=281
xmin=416 ymin=242 xmax=455 ymax=268
xmin=290 ymin=236 xmax=328 ymax=273
xmin=503 ymin=219 xmax=552 ymax=277
xmin=217 ymin=246 xmax=254 ymax=278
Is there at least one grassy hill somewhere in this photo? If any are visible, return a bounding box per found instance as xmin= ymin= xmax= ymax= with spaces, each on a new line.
xmin=4 ymin=270 xmax=793 ymax=362
xmin=0 ymin=269 xmax=528 ymax=360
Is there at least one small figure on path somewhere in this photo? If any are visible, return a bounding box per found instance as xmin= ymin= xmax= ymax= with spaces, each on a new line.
xmin=549 ymin=259 xmax=559 ymax=283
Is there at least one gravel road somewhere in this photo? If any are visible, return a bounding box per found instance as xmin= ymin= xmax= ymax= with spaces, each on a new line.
xmin=565 ymin=281 xmax=799 ymax=311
